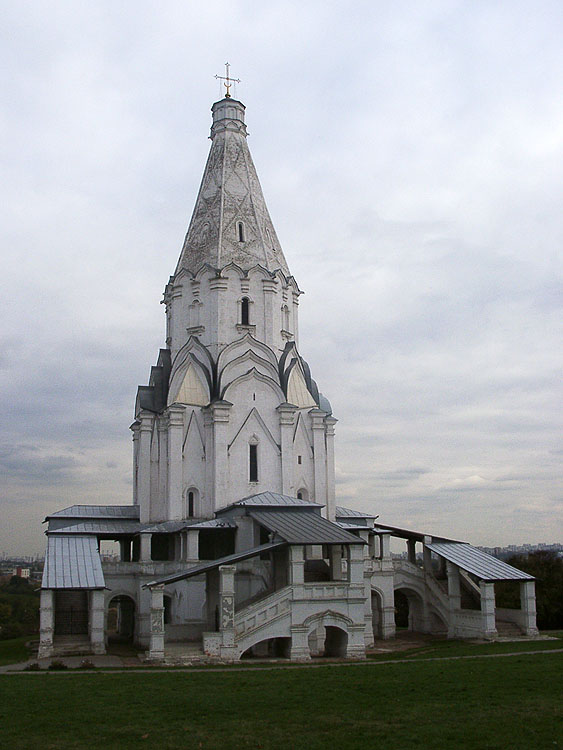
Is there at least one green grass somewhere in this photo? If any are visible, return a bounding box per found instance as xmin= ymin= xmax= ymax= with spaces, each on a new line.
xmin=0 ymin=652 xmax=562 ymax=749
xmin=0 ymin=636 xmax=31 ymax=666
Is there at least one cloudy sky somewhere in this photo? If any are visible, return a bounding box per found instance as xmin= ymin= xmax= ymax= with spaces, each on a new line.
xmin=1 ymin=1 xmax=561 ymax=556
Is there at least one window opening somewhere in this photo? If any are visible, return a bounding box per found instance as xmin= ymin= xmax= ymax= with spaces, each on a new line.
xmin=297 ymin=491 xmax=303 ymax=500
xmin=297 ymin=455 xmax=302 ymax=465
xmin=249 ymin=443 xmax=258 ymax=482
xmin=188 ymin=491 xmax=194 ymax=517
xmin=241 ymin=297 xmax=250 ymax=326
xmin=238 ymin=222 xmax=245 ymax=242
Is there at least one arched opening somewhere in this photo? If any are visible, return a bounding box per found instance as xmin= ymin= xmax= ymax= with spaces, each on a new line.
xmin=240 ymin=637 xmax=291 ymax=659
xmin=241 ymin=296 xmax=250 ymax=325
xmin=371 ymin=589 xmax=384 ymax=639
xmin=394 ymin=587 xmax=425 ymax=632
xmin=323 ymin=626 xmax=348 ymax=657
xmin=296 ymin=487 xmax=308 ymax=502
xmin=107 ymin=595 xmax=135 ymax=642
xmin=249 ymin=442 xmax=258 ymax=482
xmin=237 ymin=222 xmax=245 ymax=242
xmin=184 ymin=487 xmax=199 ymax=518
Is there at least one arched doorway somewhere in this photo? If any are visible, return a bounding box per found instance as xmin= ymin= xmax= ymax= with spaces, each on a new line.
xmin=305 ymin=613 xmax=353 ymax=658
xmin=371 ymin=589 xmax=384 ymax=638
xmin=240 ymin=637 xmax=291 ymax=659
xmin=107 ymin=595 xmax=136 ymax=642
xmin=394 ymin=587 xmax=425 ymax=632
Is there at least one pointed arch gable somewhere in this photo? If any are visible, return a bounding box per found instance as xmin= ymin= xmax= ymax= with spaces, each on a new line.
xmin=286 ymin=361 xmax=317 ymax=408
xmin=221 ymin=261 xmax=247 ymax=279
xmin=171 ymin=336 xmax=214 ymax=378
xmin=217 ymin=333 xmax=278 ymax=372
xmin=218 ymin=349 xmax=280 ymax=393
xmin=228 ymin=407 xmax=280 ymax=455
xmin=221 ymin=368 xmax=285 ymax=403
xmin=293 ymin=413 xmax=314 ymax=457
xmin=168 ymin=357 xmax=210 ymax=407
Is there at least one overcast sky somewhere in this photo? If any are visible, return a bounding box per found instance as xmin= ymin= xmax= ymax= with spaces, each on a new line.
xmin=1 ymin=1 xmax=562 ymax=556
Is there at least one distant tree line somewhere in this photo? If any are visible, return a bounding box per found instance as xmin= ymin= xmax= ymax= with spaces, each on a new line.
xmin=495 ymin=551 xmax=563 ymax=630
xmin=0 ymin=576 xmax=40 ymax=640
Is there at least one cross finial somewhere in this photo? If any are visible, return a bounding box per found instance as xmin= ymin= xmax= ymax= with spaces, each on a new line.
xmin=215 ymin=62 xmax=241 ymax=99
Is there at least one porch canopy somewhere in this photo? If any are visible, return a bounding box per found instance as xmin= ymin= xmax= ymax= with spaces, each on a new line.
xmin=426 ymin=541 xmax=535 ymax=582
xmin=42 ymin=535 xmax=105 ymax=590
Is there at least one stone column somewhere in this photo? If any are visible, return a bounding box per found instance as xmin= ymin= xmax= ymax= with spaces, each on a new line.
xmin=167 ymin=405 xmax=184 ymax=520
xmin=289 ymin=545 xmax=305 ymax=584
xmin=346 ymin=624 xmax=367 ymax=659
xmin=325 ymin=416 xmax=338 ymax=521
xmin=140 ymin=533 xmax=152 ymax=563
xmin=89 ymin=590 xmax=106 ymax=655
xmin=292 ymin=291 xmax=300 ymax=348
xmin=138 ymin=411 xmax=153 ymax=523
xmin=148 ymin=584 xmax=165 ymax=660
xmin=480 ymin=581 xmax=497 ymax=639
xmin=218 ymin=565 xmax=237 ymax=660
xmin=348 ymin=544 xmax=365 ymax=584
xmin=520 ymin=580 xmax=539 ymax=636
xmin=423 ymin=537 xmax=433 ymax=575
xmin=209 ymin=276 xmax=228 ymax=359
xmin=262 ymin=278 xmax=277 ymax=349
xmin=446 ymin=562 xmax=461 ymax=610
xmin=329 ymin=545 xmax=343 ymax=581
xmin=186 ymin=529 xmax=199 ymax=561
xmin=157 ymin=419 xmax=168 ymax=513
xmin=277 ymin=403 xmax=297 ymax=495
xmin=310 ymin=409 xmax=327 ymax=510
xmin=380 ymin=533 xmax=391 ymax=561
xmin=38 ymin=589 xmax=54 ymax=658
xmin=407 ymin=539 xmax=417 ymax=564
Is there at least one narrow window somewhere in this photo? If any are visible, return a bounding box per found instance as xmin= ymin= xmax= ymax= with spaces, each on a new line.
xmin=297 ymin=455 xmax=302 ymax=465
xmin=238 ymin=222 xmax=245 ymax=242
xmin=241 ymin=297 xmax=250 ymax=325
xmin=297 ymin=491 xmax=303 ymax=500
xmin=249 ymin=444 xmax=258 ymax=482
xmin=188 ymin=491 xmax=194 ymax=517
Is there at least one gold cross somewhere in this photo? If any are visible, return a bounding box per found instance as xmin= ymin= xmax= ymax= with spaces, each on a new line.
xmin=215 ymin=62 xmax=241 ymax=98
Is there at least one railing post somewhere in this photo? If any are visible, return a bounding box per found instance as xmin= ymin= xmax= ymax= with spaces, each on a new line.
xmin=148 ymin=584 xmax=165 ymax=660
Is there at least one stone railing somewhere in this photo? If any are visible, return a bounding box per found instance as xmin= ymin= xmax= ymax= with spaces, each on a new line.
xmin=234 ymin=586 xmax=292 ymax=639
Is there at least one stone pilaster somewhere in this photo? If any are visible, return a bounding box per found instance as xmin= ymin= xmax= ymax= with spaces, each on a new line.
xmin=166 ymin=404 xmax=184 ymax=520
xmin=348 ymin=543 xmax=365 ymax=584
xmin=289 ymin=625 xmax=310 ymax=661
xmin=209 ymin=276 xmax=228 ymax=358
xmin=38 ymin=589 xmax=54 ymax=658
xmin=310 ymin=409 xmax=327 ymax=510
xmin=289 ymin=545 xmax=305 ymax=584
xmin=148 ymin=584 xmax=165 ymax=660
xmin=89 ymin=590 xmax=106 ymax=655
xmin=140 ymin=533 xmax=152 ymax=562
xmin=186 ymin=529 xmax=199 ymax=560
xmin=262 ymin=278 xmax=277 ymax=349
xmin=138 ymin=411 xmax=153 ymax=523
xmin=206 ymin=400 xmax=232 ymax=513
xmin=130 ymin=420 xmax=140 ymax=505
xmin=325 ymin=415 xmax=337 ymax=521
xmin=277 ymin=403 xmax=297 ymax=495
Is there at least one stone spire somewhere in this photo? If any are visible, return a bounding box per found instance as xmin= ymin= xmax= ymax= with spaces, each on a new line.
xmin=175 ymin=98 xmax=290 ymax=276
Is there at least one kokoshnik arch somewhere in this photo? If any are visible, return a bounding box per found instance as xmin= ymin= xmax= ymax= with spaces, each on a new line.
xmin=38 ymin=90 xmax=539 ymax=662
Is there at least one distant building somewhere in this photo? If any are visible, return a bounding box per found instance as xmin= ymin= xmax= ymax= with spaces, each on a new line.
xmin=38 ymin=92 xmax=538 ymax=661
xmin=13 ymin=567 xmax=30 ymax=579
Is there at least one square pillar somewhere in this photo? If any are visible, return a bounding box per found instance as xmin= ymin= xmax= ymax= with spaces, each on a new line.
xmin=289 ymin=625 xmax=310 ymax=661
xmin=480 ymin=581 xmax=497 ymax=639
xmin=140 ymin=533 xmax=152 ymax=562
xmin=348 ymin=543 xmax=364 ymax=584
xmin=289 ymin=545 xmax=305 ymax=584
xmin=329 ymin=545 xmax=343 ymax=580
xmin=325 ymin=416 xmax=338 ymax=521
xmin=38 ymin=589 xmax=54 ymax=658
xmin=89 ymin=590 xmax=106 ymax=655
xmin=138 ymin=411 xmax=153 ymax=523
xmin=187 ymin=529 xmax=199 ymax=560
xmin=219 ymin=565 xmax=236 ymax=632
xmin=380 ymin=533 xmax=391 ymax=561
xmin=423 ymin=537 xmax=433 ymax=575
xmin=520 ymin=580 xmax=539 ymax=636
xmin=310 ymin=409 xmax=327 ymax=509
xmin=446 ymin=561 xmax=461 ymax=611
xmin=167 ymin=405 xmax=184 ymax=520
xmin=148 ymin=584 xmax=165 ymax=660
xmin=277 ymin=403 xmax=297 ymax=495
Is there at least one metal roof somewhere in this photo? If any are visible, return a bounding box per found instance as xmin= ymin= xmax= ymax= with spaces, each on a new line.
xmin=144 ymin=541 xmax=286 ymax=588
xmin=227 ymin=491 xmax=323 ymax=509
xmin=188 ymin=518 xmax=236 ymax=529
xmin=337 ymin=521 xmax=373 ymax=531
xmin=142 ymin=520 xmax=191 ymax=534
xmin=48 ymin=505 xmax=139 ymax=519
xmin=336 ymin=505 xmax=376 ymax=519
xmin=373 ymin=523 xmax=463 ymax=544
xmin=426 ymin=542 xmax=535 ymax=581
xmin=249 ymin=509 xmax=365 ymax=545
xmin=42 ymin=535 xmax=105 ymax=589
xmin=48 ymin=520 xmax=142 ymax=535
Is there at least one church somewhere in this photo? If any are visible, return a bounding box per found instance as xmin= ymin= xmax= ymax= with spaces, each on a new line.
xmin=38 ymin=85 xmax=539 ymax=662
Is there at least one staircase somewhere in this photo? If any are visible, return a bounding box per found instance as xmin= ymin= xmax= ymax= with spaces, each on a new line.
xmin=234 ymin=585 xmax=293 ymax=656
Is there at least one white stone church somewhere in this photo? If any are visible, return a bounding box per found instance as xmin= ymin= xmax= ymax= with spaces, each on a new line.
xmin=39 ymin=92 xmax=538 ymax=661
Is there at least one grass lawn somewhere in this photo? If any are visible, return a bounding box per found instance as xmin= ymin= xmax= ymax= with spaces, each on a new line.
xmin=1 ymin=652 xmax=562 ymax=749
xmin=0 ymin=636 xmax=31 ymax=666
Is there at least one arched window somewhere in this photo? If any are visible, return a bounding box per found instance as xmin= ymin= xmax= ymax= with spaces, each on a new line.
xmin=241 ymin=297 xmax=250 ymax=326
xmin=237 ymin=222 xmax=245 ymax=242
xmin=184 ymin=487 xmax=199 ymax=518
xmin=249 ymin=443 xmax=258 ymax=482
xmin=297 ymin=488 xmax=309 ymax=502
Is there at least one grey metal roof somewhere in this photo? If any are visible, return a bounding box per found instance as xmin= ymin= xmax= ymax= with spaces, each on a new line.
xmin=337 ymin=521 xmax=373 ymax=531
xmin=426 ymin=542 xmax=535 ymax=581
xmin=42 ymin=535 xmax=105 ymax=589
xmin=142 ymin=520 xmax=191 ymax=534
xmin=249 ymin=509 xmax=365 ymax=545
xmin=144 ymin=541 xmax=286 ymax=588
xmin=188 ymin=518 xmax=236 ymax=529
xmin=336 ymin=505 xmax=376 ymax=520
xmin=373 ymin=523 xmax=463 ymax=543
xmin=228 ymin=491 xmax=323 ymax=509
xmin=48 ymin=505 xmax=139 ymax=519
xmin=48 ymin=520 xmax=142 ymax=535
